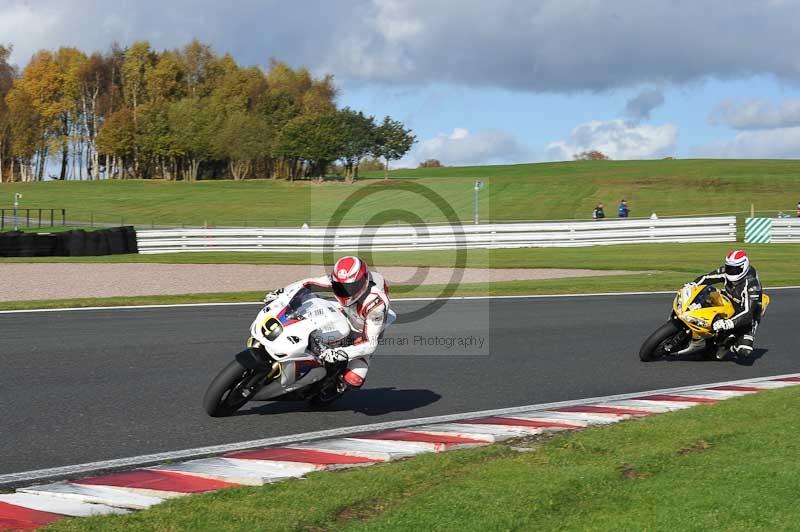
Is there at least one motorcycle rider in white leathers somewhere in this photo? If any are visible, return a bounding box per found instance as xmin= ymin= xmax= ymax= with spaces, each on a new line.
xmin=264 ymin=256 xmax=391 ymax=388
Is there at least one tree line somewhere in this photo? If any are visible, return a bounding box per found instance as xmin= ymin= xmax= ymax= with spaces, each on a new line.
xmin=0 ymin=41 xmax=415 ymax=183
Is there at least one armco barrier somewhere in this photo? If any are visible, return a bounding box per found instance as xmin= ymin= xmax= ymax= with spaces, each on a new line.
xmin=744 ymin=217 xmax=772 ymax=243
xmin=0 ymin=227 xmax=138 ymax=257
xmin=771 ymin=218 xmax=800 ymax=243
xmin=744 ymin=217 xmax=800 ymax=244
xmin=136 ymin=216 xmax=737 ymax=253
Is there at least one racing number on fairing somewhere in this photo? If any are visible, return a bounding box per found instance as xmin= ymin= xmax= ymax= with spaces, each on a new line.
xmin=260 ymin=316 xmax=284 ymax=341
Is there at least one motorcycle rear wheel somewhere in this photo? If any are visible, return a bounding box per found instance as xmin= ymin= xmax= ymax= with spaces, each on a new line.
xmin=639 ymin=320 xmax=682 ymax=362
xmin=203 ymin=360 xmax=258 ymax=417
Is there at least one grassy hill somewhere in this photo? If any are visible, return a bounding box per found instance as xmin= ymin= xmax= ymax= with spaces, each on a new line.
xmin=1 ymin=159 xmax=799 ymax=227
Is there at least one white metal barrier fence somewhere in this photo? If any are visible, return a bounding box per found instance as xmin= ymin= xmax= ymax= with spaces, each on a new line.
xmin=135 ymin=216 xmax=737 ymax=254
xmin=744 ymin=217 xmax=800 ymax=243
xmin=771 ymin=218 xmax=800 ymax=243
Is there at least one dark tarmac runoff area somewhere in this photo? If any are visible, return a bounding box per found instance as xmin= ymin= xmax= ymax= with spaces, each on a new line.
xmin=1 ymin=289 xmax=797 ymax=474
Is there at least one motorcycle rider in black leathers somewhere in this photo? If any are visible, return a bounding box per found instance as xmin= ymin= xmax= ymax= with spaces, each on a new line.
xmin=692 ymin=249 xmax=762 ymax=358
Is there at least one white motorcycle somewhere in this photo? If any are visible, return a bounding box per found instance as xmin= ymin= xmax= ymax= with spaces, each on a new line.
xmin=203 ymin=286 xmax=389 ymax=417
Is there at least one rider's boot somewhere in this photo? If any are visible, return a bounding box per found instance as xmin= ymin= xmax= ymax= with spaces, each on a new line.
xmin=341 ymin=358 xmax=369 ymax=389
xmin=732 ymin=333 xmax=755 ymax=358
xmin=717 ymin=333 xmax=737 ymax=360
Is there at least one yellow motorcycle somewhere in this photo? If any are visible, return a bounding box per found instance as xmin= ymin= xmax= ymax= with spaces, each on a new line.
xmin=639 ymin=283 xmax=769 ymax=361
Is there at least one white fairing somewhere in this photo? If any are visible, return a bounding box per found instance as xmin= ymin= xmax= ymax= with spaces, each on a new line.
xmin=249 ymin=288 xmax=354 ymax=401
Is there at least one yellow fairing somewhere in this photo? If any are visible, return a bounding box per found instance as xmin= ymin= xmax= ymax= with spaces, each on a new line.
xmin=672 ymin=284 xmax=770 ymax=339
xmin=672 ymin=284 xmax=734 ymax=338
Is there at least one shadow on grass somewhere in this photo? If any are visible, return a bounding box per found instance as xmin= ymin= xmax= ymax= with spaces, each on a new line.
xmin=237 ymin=386 xmax=442 ymax=417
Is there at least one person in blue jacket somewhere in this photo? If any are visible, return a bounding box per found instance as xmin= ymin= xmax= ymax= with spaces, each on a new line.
xmin=618 ymin=199 xmax=630 ymax=218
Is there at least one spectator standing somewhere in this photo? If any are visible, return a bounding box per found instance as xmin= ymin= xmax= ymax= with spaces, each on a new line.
xmin=592 ymin=203 xmax=605 ymax=220
xmin=618 ymin=199 xmax=630 ymax=218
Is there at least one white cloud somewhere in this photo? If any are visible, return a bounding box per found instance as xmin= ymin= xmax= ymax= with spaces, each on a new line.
xmin=694 ymin=127 xmax=800 ymax=158
xmin=0 ymin=3 xmax=62 ymax=63
xmin=546 ymin=120 xmax=678 ymax=161
xmin=709 ymin=98 xmax=800 ymax=130
xmin=3 ymin=1 xmax=800 ymax=92
xmin=398 ymin=128 xmax=535 ymax=167
xmin=325 ymin=0 xmax=800 ymax=91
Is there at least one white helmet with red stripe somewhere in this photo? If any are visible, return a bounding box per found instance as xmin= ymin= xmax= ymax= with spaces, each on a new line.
xmin=724 ymin=249 xmax=750 ymax=282
xmin=331 ymin=256 xmax=370 ymax=307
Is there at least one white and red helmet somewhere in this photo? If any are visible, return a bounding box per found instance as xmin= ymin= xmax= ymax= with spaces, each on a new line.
xmin=724 ymin=249 xmax=750 ymax=282
xmin=331 ymin=256 xmax=370 ymax=307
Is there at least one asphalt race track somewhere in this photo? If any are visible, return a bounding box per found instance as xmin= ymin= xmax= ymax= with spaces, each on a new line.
xmin=1 ymin=290 xmax=798 ymax=475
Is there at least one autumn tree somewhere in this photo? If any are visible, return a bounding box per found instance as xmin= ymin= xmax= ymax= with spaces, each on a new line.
xmin=419 ymin=158 xmax=443 ymax=168
xmin=218 ymin=111 xmax=270 ymax=180
xmin=257 ymin=89 xmax=299 ymax=179
xmin=337 ymin=107 xmax=376 ymax=182
xmin=136 ymin=103 xmax=174 ymax=179
xmin=96 ymin=108 xmax=135 ymax=178
xmin=573 ymin=150 xmax=610 ymax=161
xmin=5 ymin=89 xmax=41 ymax=181
xmin=168 ymin=97 xmax=217 ymax=181
xmin=6 ymin=50 xmax=65 ymax=180
xmin=181 ymin=40 xmax=221 ymax=98
xmin=373 ymin=116 xmax=416 ymax=179
xmin=145 ymin=50 xmax=184 ymax=104
xmin=0 ymin=44 xmax=15 ymax=183
xmin=54 ymin=47 xmax=89 ymax=180
xmin=1 ymin=40 xmax=412 ymax=183
xmin=120 ymin=41 xmax=155 ymax=174
xmin=278 ymin=112 xmax=344 ymax=181
xmin=120 ymin=41 xmax=153 ymax=116
xmin=359 ymin=158 xmax=385 ymax=172
xmin=79 ymin=53 xmax=112 ymax=179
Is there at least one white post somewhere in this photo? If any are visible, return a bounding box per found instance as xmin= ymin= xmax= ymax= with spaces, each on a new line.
xmin=13 ymin=192 xmax=21 ymax=231
xmin=474 ymin=180 xmax=484 ymax=225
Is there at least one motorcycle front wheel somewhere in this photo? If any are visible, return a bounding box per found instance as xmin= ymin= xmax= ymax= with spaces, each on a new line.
xmin=203 ymin=360 xmax=260 ymax=417
xmin=639 ymin=320 xmax=682 ymax=362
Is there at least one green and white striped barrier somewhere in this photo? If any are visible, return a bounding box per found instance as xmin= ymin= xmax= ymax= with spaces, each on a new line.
xmin=744 ymin=218 xmax=772 ymax=243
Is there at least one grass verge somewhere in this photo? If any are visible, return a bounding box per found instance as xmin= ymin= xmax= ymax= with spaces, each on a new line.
xmin=2 ymin=242 xmax=798 ymax=279
xmin=2 ymin=159 xmax=800 ymax=226
xmin=2 ymin=242 xmax=799 ymax=311
xmin=0 ymin=273 xmax=700 ymax=311
xmin=45 ymin=384 xmax=800 ymax=531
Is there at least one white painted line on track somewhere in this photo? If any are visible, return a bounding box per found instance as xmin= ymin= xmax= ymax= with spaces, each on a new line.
xmin=2 ymin=371 xmax=799 ymax=488
xmin=2 ymin=285 xmax=798 ymax=314
xmin=0 ymin=301 xmax=261 ymax=315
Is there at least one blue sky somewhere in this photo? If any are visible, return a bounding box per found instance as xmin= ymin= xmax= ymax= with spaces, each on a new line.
xmin=3 ymin=0 xmax=800 ymax=167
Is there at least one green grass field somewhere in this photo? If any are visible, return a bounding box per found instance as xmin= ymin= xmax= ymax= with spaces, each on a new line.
xmin=1 ymin=159 xmax=799 ymax=227
xmin=45 ymin=385 xmax=800 ymax=531
xmin=2 ymin=241 xmax=797 ymax=278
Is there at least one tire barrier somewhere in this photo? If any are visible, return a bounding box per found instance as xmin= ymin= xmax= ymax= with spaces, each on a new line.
xmin=0 ymin=226 xmax=138 ymax=257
